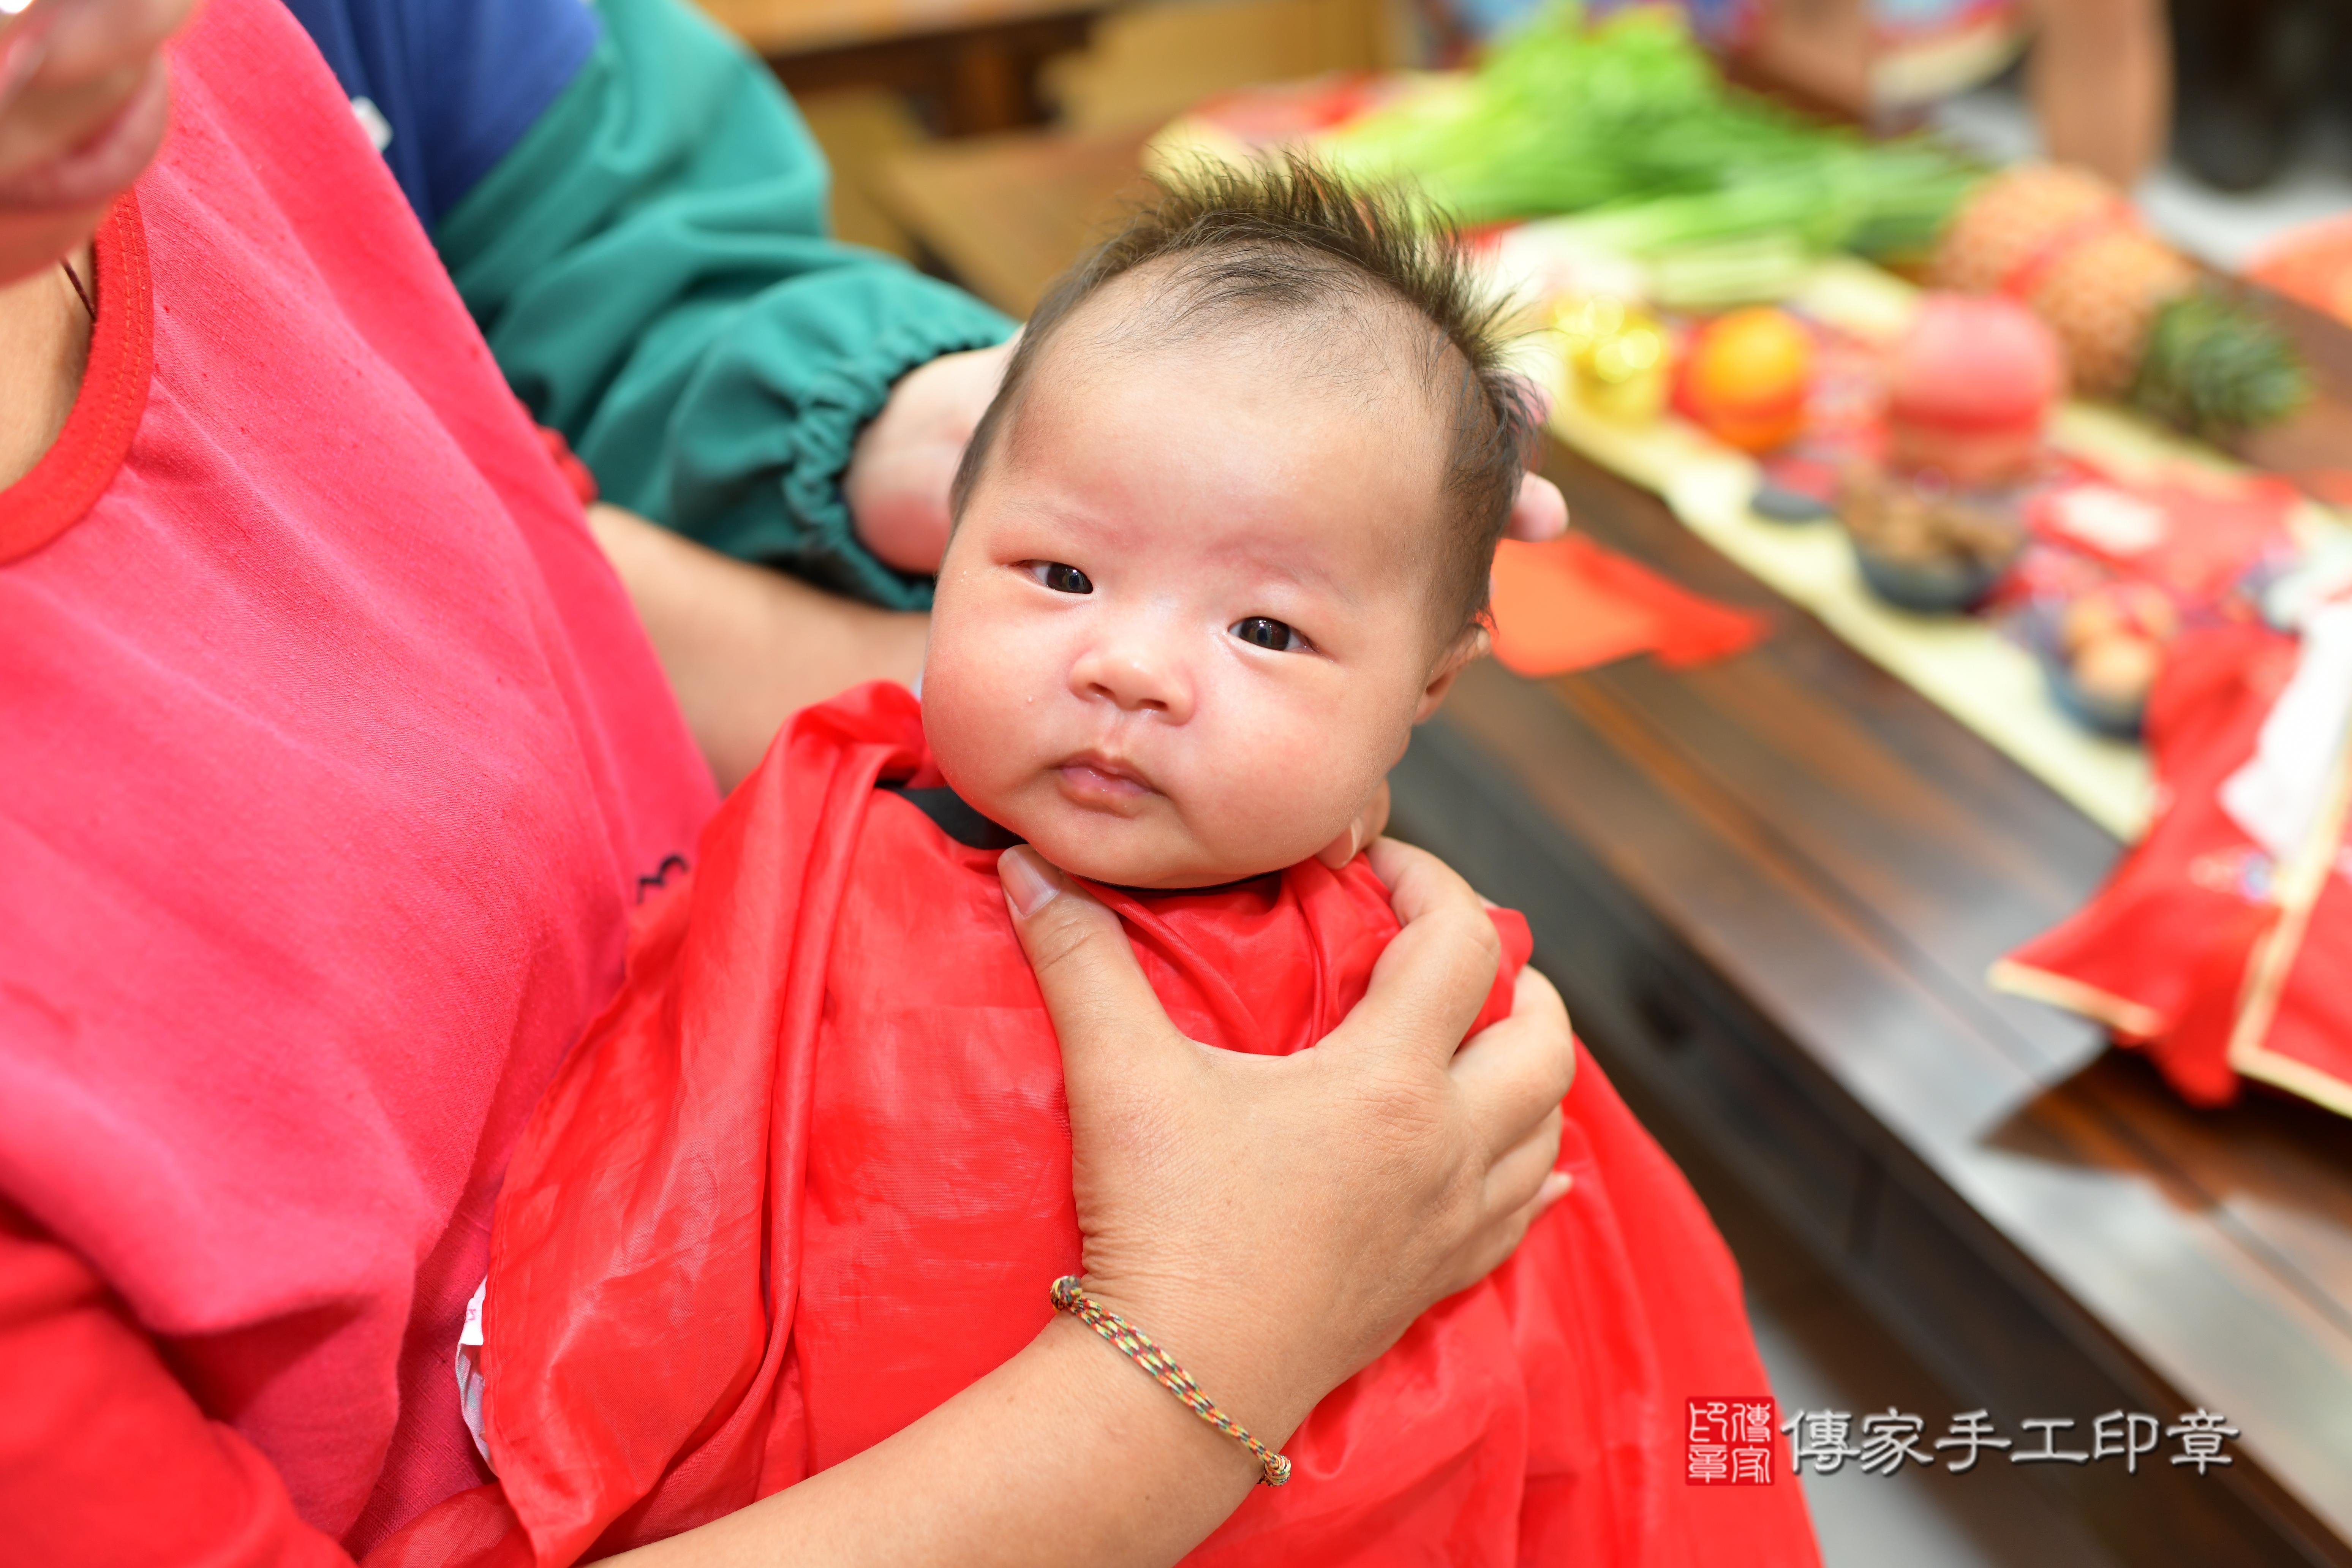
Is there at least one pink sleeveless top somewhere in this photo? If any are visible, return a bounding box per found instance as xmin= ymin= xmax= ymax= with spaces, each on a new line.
xmin=0 ymin=0 xmax=717 ymax=1552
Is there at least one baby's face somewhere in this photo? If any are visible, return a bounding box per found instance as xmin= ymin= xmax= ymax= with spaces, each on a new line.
xmin=922 ymin=335 xmax=1468 ymax=888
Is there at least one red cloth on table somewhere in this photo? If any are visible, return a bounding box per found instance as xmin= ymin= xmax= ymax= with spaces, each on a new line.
xmin=2248 ymin=213 xmax=2352 ymax=325
xmin=2233 ymin=858 xmax=2352 ymax=1115
xmin=2025 ymin=474 xmax=2298 ymax=610
xmin=373 ymin=682 xmax=1819 ymax=1568
xmin=0 ymin=0 xmax=716 ymax=1562
xmin=1489 ymin=534 xmax=1767 ymax=678
xmin=1999 ymin=625 xmax=2299 ymax=1104
xmin=1998 ymin=618 xmax=2352 ymax=1118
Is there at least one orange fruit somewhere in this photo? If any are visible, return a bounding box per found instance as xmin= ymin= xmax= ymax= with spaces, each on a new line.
xmin=1680 ymin=307 xmax=1814 ymax=452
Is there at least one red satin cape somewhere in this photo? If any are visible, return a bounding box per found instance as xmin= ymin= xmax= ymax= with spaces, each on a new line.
xmin=375 ymin=684 xmax=1818 ymax=1566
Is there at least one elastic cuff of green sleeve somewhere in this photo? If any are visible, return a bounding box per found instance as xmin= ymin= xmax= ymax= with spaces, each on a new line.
xmin=778 ymin=305 xmax=1016 ymax=612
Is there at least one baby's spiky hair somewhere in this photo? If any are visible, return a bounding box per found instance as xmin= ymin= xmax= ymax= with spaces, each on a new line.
xmin=950 ymin=156 xmax=1540 ymax=642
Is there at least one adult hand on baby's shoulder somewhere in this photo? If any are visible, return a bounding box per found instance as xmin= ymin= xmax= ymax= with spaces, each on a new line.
xmin=996 ymin=841 xmax=1572 ymax=1460
xmin=1363 ymin=836 xmax=1576 ymax=1269
xmin=845 ymin=338 xmax=1016 ymax=575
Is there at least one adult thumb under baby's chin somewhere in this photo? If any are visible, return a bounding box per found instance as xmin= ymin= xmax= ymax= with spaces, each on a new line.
xmin=997 ymin=847 xmax=1186 ymax=1085
xmin=996 ymin=844 xmax=1067 ymax=922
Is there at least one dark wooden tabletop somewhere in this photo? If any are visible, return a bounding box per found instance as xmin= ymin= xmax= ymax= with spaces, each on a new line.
xmin=873 ymin=126 xmax=2352 ymax=1565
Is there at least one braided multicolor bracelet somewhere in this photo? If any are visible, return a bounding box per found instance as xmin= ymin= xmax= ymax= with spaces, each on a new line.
xmin=1050 ymin=1276 xmax=1293 ymax=1487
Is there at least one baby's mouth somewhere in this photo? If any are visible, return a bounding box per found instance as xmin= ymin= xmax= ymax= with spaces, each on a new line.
xmin=1054 ymin=751 xmax=1157 ymax=806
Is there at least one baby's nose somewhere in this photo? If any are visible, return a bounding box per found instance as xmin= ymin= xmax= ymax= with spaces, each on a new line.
xmin=1072 ymin=635 xmax=1193 ymax=721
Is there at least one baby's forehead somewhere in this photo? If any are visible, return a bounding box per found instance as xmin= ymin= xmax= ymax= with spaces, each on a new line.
xmin=993 ymin=300 xmax=1462 ymax=627
xmin=1000 ymin=281 xmax=1466 ymax=518
xmin=1008 ymin=312 xmax=1453 ymax=523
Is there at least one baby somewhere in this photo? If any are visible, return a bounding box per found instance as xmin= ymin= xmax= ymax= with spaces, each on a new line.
xmin=405 ymin=164 xmax=1811 ymax=1567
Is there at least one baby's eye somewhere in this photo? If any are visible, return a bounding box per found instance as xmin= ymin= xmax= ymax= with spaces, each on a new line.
xmin=1231 ymin=616 xmax=1309 ymax=653
xmin=1026 ymin=562 xmax=1093 ymax=594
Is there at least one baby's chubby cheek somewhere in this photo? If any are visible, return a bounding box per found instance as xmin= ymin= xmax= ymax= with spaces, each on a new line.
xmin=915 ymin=605 xmax=1034 ymax=809
xmin=1177 ymin=713 xmax=1389 ymax=868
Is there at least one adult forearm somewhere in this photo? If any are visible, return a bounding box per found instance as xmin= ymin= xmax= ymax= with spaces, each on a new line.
xmin=438 ymin=0 xmax=1011 ymax=608
xmin=587 ymin=504 xmax=927 ymax=791
xmin=612 ymin=1318 xmax=1266 ymax=1568
xmin=2031 ymin=0 xmax=2170 ymax=188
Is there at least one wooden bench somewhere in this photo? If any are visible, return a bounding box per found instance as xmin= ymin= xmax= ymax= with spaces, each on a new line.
xmin=874 ymin=123 xmax=2352 ymax=1566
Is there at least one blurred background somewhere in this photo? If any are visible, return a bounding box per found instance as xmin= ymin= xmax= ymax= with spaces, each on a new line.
xmin=741 ymin=0 xmax=2352 ymax=273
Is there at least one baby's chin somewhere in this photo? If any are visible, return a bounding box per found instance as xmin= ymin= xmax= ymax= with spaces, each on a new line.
xmin=995 ymin=797 xmax=1311 ymax=890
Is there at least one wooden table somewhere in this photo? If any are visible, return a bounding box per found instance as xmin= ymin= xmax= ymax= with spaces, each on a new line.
xmin=699 ymin=0 xmax=1108 ymax=134
xmin=873 ymin=128 xmax=2352 ymax=1566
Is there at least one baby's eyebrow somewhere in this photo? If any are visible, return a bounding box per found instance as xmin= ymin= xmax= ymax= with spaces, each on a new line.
xmin=982 ymin=487 xmax=1111 ymax=550
xmin=1218 ymin=544 xmax=1362 ymax=611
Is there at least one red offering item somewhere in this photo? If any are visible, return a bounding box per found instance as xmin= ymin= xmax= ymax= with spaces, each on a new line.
xmin=2248 ymin=214 xmax=2352 ymax=327
xmin=2027 ymin=472 xmax=2297 ymax=606
xmin=376 ymin=684 xmax=1817 ymax=1568
xmin=2230 ymin=835 xmax=2352 ymax=1116
xmin=1176 ymin=71 xmax=1409 ymax=142
xmin=1884 ymin=294 xmax=2061 ymax=486
xmin=1996 ymin=626 xmax=2297 ymax=1103
xmin=1995 ymin=621 xmax=2352 ymax=1117
xmin=1489 ymin=534 xmax=1768 ymax=677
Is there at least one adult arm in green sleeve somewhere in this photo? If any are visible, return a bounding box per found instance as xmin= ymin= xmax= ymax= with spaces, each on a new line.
xmin=433 ymin=0 xmax=1015 ymax=609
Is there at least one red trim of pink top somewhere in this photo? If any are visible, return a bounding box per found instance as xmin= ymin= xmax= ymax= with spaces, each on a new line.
xmin=0 ymin=194 xmax=153 ymax=565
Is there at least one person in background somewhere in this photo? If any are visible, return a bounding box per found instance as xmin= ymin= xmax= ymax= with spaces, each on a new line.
xmin=0 ymin=0 xmax=1579 ymax=1562
xmin=1430 ymin=0 xmax=2171 ymax=190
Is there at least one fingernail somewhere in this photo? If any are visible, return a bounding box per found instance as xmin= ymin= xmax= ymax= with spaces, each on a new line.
xmin=1538 ymin=1171 xmax=1573 ymax=1208
xmin=998 ymin=846 xmax=1059 ymax=918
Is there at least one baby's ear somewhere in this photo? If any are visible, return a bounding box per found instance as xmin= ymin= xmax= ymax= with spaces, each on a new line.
xmin=1413 ymin=624 xmax=1491 ymax=722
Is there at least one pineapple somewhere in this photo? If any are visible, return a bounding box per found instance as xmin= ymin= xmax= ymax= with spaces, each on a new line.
xmin=1934 ymin=164 xmax=2121 ymax=297
xmin=2132 ymin=288 xmax=2316 ymax=438
xmin=2018 ymin=228 xmax=2197 ymax=397
xmin=1933 ymin=163 xmax=2307 ymax=433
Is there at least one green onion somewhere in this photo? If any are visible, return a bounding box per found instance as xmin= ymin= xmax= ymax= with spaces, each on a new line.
xmin=1321 ymin=2 xmax=1984 ymax=261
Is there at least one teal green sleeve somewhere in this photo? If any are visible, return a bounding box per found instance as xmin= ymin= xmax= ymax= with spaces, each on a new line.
xmin=433 ymin=0 xmax=1016 ymax=609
